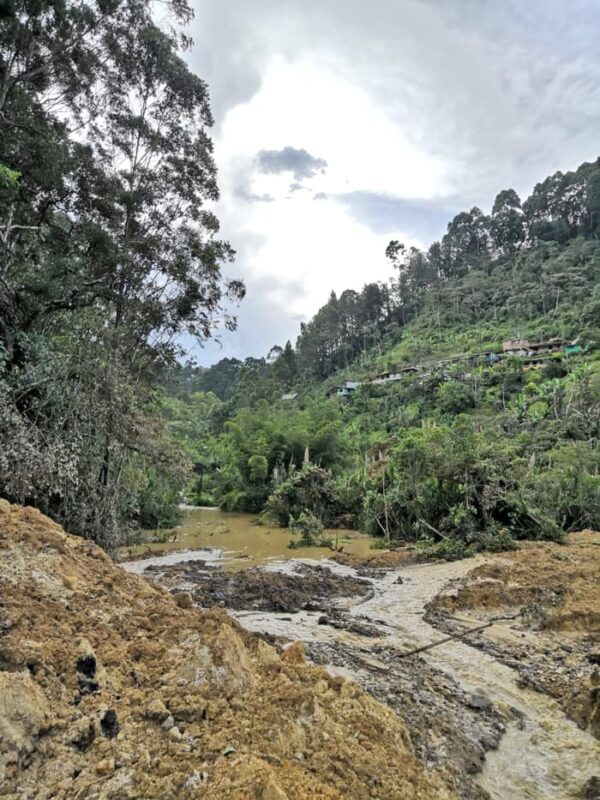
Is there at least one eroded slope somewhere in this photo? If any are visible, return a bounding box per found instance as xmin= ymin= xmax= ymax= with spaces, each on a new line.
xmin=428 ymin=532 xmax=600 ymax=738
xmin=0 ymin=501 xmax=456 ymax=799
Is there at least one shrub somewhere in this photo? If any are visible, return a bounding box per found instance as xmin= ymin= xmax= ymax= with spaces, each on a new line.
xmin=288 ymin=510 xmax=325 ymax=546
xmin=437 ymin=381 xmax=476 ymax=414
xmin=266 ymin=464 xmax=339 ymax=526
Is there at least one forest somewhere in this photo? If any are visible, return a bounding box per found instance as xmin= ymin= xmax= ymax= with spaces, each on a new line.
xmin=165 ymin=158 xmax=600 ymax=557
xmin=1 ymin=3 xmax=598 ymax=554
xmin=0 ymin=1 xmax=243 ymax=547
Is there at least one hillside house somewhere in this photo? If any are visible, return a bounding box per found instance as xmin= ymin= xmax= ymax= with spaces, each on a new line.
xmin=564 ymin=342 xmax=583 ymax=355
xmin=325 ymin=381 xmax=360 ymax=399
xmin=528 ymin=340 xmax=564 ymax=355
xmin=281 ymin=392 xmax=298 ymax=401
xmin=502 ymin=339 xmax=530 ymax=356
xmin=370 ymin=366 xmax=417 ymax=384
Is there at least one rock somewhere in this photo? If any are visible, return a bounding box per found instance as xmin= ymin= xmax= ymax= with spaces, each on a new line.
xmin=168 ymin=726 xmax=182 ymax=740
xmin=174 ymin=592 xmax=193 ymax=609
xmin=161 ymin=715 xmax=175 ymax=732
xmin=183 ymin=770 xmax=208 ymax=788
xmin=395 ymin=575 xmax=404 ymax=584
xmin=76 ymin=639 xmax=100 ymax=695
xmin=145 ymin=699 xmax=170 ymax=723
xmin=466 ymin=691 xmax=492 ymax=711
xmin=100 ymin=709 xmax=119 ymax=739
xmin=0 ymin=672 xmax=50 ymax=768
xmin=587 ymin=653 xmax=600 ymax=666
xmin=70 ymin=717 xmax=97 ymax=751
xmin=262 ymin=777 xmax=289 ymax=800
xmin=581 ymin=776 xmax=600 ymax=799
xmin=221 ymin=745 xmax=236 ymax=756
xmin=95 ymin=758 xmax=115 ymax=776
xmin=282 ymin=642 xmax=305 ymax=665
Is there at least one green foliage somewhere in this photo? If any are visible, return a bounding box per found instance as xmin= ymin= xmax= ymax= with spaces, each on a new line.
xmin=0 ymin=163 xmax=19 ymax=191
xmin=437 ymin=381 xmax=476 ymax=414
xmin=266 ymin=465 xmax=340 ymax=527
xmin=288 ymin=510 xmax=325 ymax=546
xmin=136 ymin=468 xmax=183 ymax=530
xmin=417 ymin=535 xmax=475 ymax=561
xmin=0 ymin=2 xmax=239 ymax=546
xmin=161 ymin=155 xmax=600 ymax=557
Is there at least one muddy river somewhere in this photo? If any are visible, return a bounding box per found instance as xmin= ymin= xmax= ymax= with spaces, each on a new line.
xmin=119 ymin=507 xmax=378 ymax=572
xmin=122 ymin=510 xmax=600 ymax=800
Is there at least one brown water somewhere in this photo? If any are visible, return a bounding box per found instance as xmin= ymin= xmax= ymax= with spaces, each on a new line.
xmin=119 ymin=507 xmax=378 ymax=573
xmin=234 ymin=557 xmax=600 ymax=800
xmin=121 ymin=514 xmax=600 ymax=798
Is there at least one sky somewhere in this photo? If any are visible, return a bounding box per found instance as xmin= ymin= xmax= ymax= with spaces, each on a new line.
xmin=184 ymin=0 xmax=600 ymax=365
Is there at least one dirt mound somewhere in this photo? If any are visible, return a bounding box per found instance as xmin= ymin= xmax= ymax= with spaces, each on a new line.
xmin=428 ymin=532 xmax=600 ymax=737
xmin=433 ymin=532 xmax=600 ymax=633
xmin=332 ymin=546 xmax=422 ymax=574
xmin=149 ymin=561 xmax=371 ymax=612
xmin=0 ymin=501 xmax=456 ymax=799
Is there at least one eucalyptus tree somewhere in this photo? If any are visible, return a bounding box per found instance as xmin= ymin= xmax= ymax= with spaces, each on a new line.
xmin=0 ymin=1 xmax=242 ymax=544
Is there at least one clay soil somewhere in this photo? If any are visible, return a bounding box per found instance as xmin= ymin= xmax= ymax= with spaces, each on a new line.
xmin=427 ymin=531 xmax=600 ymax=738
xmin=0 ymin=501 xmax=457 ymax=800
xmin=332 ymin=546 xmax=423 ymax=575
xmin=149 ymin=561 xmax=372 ymax=612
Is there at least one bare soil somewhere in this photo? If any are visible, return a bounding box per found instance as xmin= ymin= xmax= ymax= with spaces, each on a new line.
xmin=149 ymin=560 xmax=372 ymax=612
xmin=0 ymin=501 xmax=457 ymax=799
xmin=427 ymin=531 xmax=600 ymax=738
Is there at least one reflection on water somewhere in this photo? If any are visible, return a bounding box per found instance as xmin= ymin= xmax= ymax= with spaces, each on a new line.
xmin=119 ymin=507 xmax=378 ymax=572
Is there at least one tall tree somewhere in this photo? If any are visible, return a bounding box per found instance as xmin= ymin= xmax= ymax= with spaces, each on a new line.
xmin=0 ymin=1 xmax=242 ymax=544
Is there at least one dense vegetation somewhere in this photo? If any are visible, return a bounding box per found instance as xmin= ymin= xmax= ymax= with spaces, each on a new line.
xmin=0 ymin=1 xmax=242 ymax=546
xmin=1 ymin=4 xmax=598 ymax=555
xmin=166 ymin=158 xmax=600 ymax=555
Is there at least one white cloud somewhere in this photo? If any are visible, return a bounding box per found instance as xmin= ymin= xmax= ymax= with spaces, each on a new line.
xmin=189 ymin=0 xmax=600 ymax=363
xmin=204 ymin=57 xmax=437 ymax=361
xmin=217 ymin=57 xmax=449 ymax=201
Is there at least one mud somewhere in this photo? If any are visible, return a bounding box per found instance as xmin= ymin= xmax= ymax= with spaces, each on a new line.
xmin=305 ymin=641 xmax=505 ymax=800
xmin=150 ymin=561 xmax=372 ymax=612
xmin=428 ymin=531 xmax=600 ymax=738
xmin=331 ymin=545 xmax=423 ymax=575
xmin=199 ymin=557 xmax=600 ymax=799
xmin=0 ymin=501 xmax=456 ymax=800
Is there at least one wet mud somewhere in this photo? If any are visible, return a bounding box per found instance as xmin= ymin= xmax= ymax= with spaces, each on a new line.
xmin=127 ymin=532 xmax=600 ymax=800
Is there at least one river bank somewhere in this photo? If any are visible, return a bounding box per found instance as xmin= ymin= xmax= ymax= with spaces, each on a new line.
xmin=0 ymin=501 xmax=456 ymax=799
xmin=3 ymin=501 xmax=599 ymax=799
xmin=127 ymin=517 xmax=600 ymax=800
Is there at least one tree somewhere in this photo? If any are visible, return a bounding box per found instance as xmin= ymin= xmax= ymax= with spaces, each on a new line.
xmin=491 ymin=189 xmax=525 ymax=256
xmin=0 ymin=1 xmax=242 ymax=545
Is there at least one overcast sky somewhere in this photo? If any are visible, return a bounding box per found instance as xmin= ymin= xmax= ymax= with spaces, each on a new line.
xmin=184 ymin=0 xmax=600 ymax=365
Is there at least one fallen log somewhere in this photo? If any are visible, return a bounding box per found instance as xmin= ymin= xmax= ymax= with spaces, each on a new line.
xmin=395 ymin=612 xmax=521 ymax=659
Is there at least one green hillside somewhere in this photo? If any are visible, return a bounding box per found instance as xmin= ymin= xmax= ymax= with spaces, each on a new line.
xmin=164 ymin=157 xmax=600 ymax=556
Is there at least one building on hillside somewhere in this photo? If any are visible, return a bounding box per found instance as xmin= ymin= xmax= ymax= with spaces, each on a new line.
xmin=528 ymin=340 xmax=564 ymax=355
xmin=370 ymin=365 xmax=417 ymax=384
xmin=502 ymin=339 xmax=530 ymax=356
xmin=370 ymin=371 xmax=391 ymax=384
xmin=325 ymin=381 xmax=359 ymax=399
xmin=504 ymin=338 xmax=570 ymax=357
xmin=564 ymin=342 xmax=583 ymax=355
xmin=281 ymin=392 xmax=298 ymax=401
